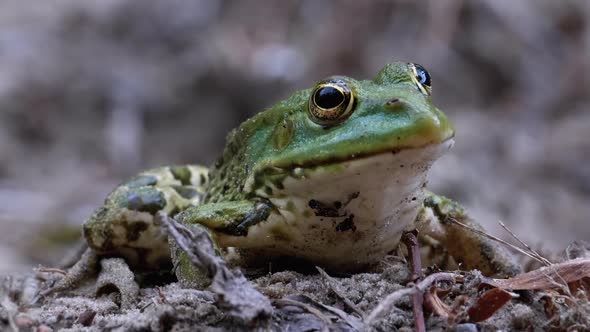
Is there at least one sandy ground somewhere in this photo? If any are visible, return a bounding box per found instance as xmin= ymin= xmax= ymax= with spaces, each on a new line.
xmin=2 ymin=255 xmax=589 ymax=331
xmin=2 ymin=216 xmax=590 ymax=331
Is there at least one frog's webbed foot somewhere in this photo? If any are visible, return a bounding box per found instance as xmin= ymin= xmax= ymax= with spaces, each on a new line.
xmin=416 ymin=192 xmax=521 ymax=277
xmin=159 ymin=212 xmax=272 ymax=322
xmin=169 ymin=199 xmax=273 ymax=287
xmin=39 ymin=248 xmax=99 ymax=298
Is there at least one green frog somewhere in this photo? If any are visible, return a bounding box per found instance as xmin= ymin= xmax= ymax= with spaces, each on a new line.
xmin=66 ymin=62 xmax=519 ymax=290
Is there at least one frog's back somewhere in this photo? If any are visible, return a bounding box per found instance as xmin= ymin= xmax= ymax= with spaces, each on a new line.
xmin=83 ymin=165 xmax=209 ymax=268
xmin=81 ymin=86 xmax=309 ymax=269
xmin=204 ymin=88 xmax=311 ymax=204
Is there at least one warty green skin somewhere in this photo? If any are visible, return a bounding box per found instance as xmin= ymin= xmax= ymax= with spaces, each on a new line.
xmin=81 ymin=62 xmax=520 ymax=288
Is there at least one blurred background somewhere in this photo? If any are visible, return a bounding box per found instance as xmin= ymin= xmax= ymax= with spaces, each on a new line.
xmin=0 ymin=0 xmax=589 ymax=273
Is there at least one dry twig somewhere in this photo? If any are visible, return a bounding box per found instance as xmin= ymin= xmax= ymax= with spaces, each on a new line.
xmin=315 ymin=266 xmax=365 ymax=318
xmin=365 ymin=272 xmax=459 ymax=325
xmin=402 ymin=231 xmax=426 ymax=332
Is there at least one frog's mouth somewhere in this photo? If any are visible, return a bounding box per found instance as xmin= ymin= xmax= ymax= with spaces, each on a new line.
xmin=291 ymin=138 xmax=453 ymax=170
xmin=292 ymin=137 xmax=454 ymax=173
xmin=246 ymin=138 xmax=454 ymax=193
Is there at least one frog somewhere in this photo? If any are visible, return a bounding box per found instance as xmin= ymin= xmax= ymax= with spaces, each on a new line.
xmin=51 ymin=62 xmax=519 ymax=293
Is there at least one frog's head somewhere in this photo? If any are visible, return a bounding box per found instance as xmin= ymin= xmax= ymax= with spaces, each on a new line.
xmin=241 ymin=62 xmax=454 ymax=195
xmin=211 ymin=62 xmax=455 ymax=267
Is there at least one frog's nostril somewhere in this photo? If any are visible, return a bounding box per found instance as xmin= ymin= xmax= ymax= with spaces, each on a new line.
xmin=385 ymin=98 xmax=404 ymax=111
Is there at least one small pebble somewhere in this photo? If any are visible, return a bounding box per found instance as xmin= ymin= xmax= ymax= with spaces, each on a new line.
xmin=38 ymin=324 xmax=54 ymax=332
xmin=452 ymin=323 xmax=478 ymax=332
xmin=75 ymin=309 xmax=97 ymax=327
xmin=15 ymin=314 xmax=34 ymax=328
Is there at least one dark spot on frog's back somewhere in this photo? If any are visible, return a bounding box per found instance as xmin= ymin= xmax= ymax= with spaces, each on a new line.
xmin=93 ymin=206 xmax=109 ymax=219
xmin=171 ymin=185 xmax=201 ymax=200
xmin=126 ymin=188 xmax=166 ymax=214
xmin=82 ymin=224 xmax=91 ymax=239
xmin=126 ymin=175 xmax=158 ymax=188
xmin=126 ymin=222 xmax=149 ymax=242
xmin=264 ymin=186 xmax=273 ymax=196
xmin=171 ymin=166 xmax=191 ymax=185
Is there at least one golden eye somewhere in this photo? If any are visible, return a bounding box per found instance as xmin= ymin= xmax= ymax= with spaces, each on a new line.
xmin=308 ymin=79 xmax=355 ymax=126
xmin=409 ymin=63 xmax=432 ymax=96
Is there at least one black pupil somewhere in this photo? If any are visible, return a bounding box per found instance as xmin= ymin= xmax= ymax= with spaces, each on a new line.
xmin=414 ymin=64 xmax=431 ymax=86
xmin=314 ymin=86 xmax=344 ymax=109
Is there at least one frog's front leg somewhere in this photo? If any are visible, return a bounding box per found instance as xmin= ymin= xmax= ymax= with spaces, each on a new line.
xmin=416 ymin=192 xmax=521 ymax=277
xmin=170 ymin=199 xmax=273 ymax=288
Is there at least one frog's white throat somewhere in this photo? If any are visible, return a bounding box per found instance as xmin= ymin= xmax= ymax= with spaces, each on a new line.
xmin=221 ymin=139 xmax=454 ymax=271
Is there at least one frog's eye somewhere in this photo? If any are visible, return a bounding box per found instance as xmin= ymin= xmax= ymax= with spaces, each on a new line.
xmin=409 ymin=63 xmax=432 ymax=96
xmin=308 ymin=79 xmax=355 ymax=126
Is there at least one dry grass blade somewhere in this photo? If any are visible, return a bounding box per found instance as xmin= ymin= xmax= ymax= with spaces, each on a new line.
xmin=498 ymin=220 xmax=552 ymax=266
xmin=315 ymin=266 xmax=365 ymax=318
xmin=276 ymin=294 xmax=364 ymax=331
xmin=449 ymin=217 xmax=550 ymax=266
xmin=273 ymin=298 xmax=331 ymax=332
xmin=482 ymin=259 xmax=590 ymax=290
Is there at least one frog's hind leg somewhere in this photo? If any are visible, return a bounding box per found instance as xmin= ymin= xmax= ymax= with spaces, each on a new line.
xmin=415 ymin=192 xmax=521 ymax=277
xmin=42 ymin=165 xmax=210 ymax=296
xmin=58 ymin=240 xmax=90 ymax=269
xmin=40 ymin=248 xmax=99 ymax=297
xmin=83 ymin=165 xmax=210 ymax=269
